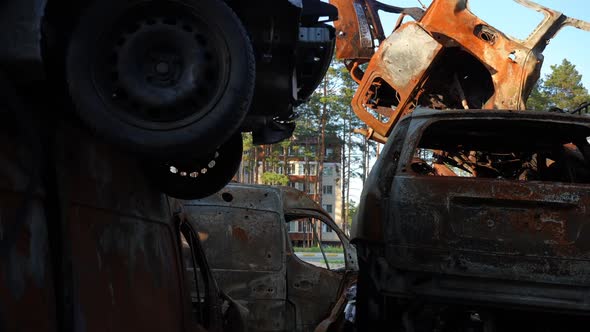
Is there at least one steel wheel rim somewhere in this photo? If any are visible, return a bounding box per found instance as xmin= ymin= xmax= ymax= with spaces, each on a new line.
xmin=91 ymin=1 xmax=231 ymax=130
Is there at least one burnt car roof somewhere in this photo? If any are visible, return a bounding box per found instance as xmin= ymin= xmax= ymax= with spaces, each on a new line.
xmin=182 ymin=183 xmax=332 ymax=218
xmin=406 ymin=108 xmax=590 ymax=124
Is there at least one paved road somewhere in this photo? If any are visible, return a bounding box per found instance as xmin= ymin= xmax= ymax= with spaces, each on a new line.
xmin=295 ymin=252 xmax=344 ymax=261
xmin=294 ymin=252 xmax=345 ymax=269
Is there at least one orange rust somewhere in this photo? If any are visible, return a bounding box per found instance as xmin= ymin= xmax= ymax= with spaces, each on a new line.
xmin=231 ymin=226 xmax=249 ymax=243
xmin=329 ymin=0 xmax=379 ymax=61
xmin=333 ymin=0 xmax=590 ymax=140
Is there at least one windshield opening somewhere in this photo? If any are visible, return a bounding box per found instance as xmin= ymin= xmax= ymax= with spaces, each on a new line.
xmin=410 ymin=118 xmax=590 ymax=184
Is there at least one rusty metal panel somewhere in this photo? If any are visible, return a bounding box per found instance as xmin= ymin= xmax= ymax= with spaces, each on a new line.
xmin=185 ymin=184 xmax=282 ymax=213
xmin=382 ymin=24 xmax=441 ymax=89
xmin=211 ymin=272 xmax=294 ymax=331
xmin=68 ymin=210 xmax=185 ymax=332
xmin=281 ymin=185 xmax=329 ymax=212
xmin=351 ymin=22 xmax=443 ymax=137
xmin=184 ymin=184 xmax=358 ymax=331
xmin=185 ymin=207 xmax=284 ymax=272
xmin=369 ymin=111 xmax=590 ymax=311
xmin=419 ymin=0 xmax=542 ymax=111
xmin=0 ymin=125 xmax=57 ymax=332
xmin=337 ymin=0 xmax=590 ymax=142
xmin=286 ymin=254 xmax=345 ymax=331
xmin=329 ymin=0 xmax=376 ymax=60
xmin=59 ymin=125 xmax=189 ymax=332
xmin=184 ymin=193 xmax=290 ymax=331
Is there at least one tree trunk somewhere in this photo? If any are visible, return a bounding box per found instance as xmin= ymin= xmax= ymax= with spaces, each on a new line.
xmin=346 ymin=126 xmax=352 ymax=234
xmin=317 ymin=77 xmax=328 ymax=207
xmin=254 ymin=146 xmax=259 ymax=184
xmin=260 ymin=145 xmax=266 ymax=179
xmin=283 ymin=144 xmax=288 ymax=176
xmin=250 ymin=146 xmax=255 ymax=183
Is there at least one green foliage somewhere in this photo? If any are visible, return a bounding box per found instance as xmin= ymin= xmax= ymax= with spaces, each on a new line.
xmin=242 ymin=132 xmax=253 ymax=151
xmin=261 ymin=172 xmax=289 ymax=186
xmin=544 ymin=59 xmax=589 ymax=110
xmin=241 ymin=56 xmax=374 ymax=229
xmin=241 ymin=133 xmax=255 ymax=173
xmin=528 ymin=59 xmax=589 ymax=111
xmin=279 ymin=139 xmax=292 ymax=150
xmin=526 ymin=79 xmax=550 ymax=111
xmin=291 ymin=246 xmax=343 ymax=253
xmin=346 ymin=200 xmax=357 ymax=231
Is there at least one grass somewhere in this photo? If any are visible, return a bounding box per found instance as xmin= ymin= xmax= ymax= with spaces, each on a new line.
xmin=293 ymin=246 xmax=343 ymax=253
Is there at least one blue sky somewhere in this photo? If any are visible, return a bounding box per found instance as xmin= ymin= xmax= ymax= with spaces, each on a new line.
xmin=377 ymin=0 xmax=590 ymax=87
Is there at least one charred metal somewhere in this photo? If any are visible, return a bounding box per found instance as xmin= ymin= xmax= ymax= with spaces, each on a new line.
xmin=179 ymin=184 xmax=358 ymax=331
xmin=328 ymin=0 xmax=590 ymax=330
xmin=330 ymin=0 xmax=590 ymax=141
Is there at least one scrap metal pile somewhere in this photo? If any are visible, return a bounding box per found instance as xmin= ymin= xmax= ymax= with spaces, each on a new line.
xmin=329 ymin=0 xmax=590 ymax=180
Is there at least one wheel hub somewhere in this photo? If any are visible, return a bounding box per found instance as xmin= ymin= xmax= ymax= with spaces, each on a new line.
xmin=93 ymin=3 xmax=230 ymax=129
xmin=146 ymin=51 xmax=183 ymax=88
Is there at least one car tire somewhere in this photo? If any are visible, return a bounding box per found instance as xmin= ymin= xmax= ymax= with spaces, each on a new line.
xmin=144 ymin=133 xmax=243 ymax=200
xmin=66 ymin=0 xmax=255 ymax=159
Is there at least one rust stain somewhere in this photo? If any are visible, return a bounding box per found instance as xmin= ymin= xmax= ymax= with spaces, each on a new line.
xmin=330 ymin=0 xmax=590 ymax=141
xmin=232 ymin=226 xmax=249 ymax=243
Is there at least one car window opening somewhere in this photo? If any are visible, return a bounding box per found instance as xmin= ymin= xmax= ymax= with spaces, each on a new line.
xmin=410 ymin=119 xmax=590 ymax=184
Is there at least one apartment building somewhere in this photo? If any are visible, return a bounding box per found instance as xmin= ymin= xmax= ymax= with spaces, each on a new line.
xmin=246 ymin=135 xmax=344 ymax=245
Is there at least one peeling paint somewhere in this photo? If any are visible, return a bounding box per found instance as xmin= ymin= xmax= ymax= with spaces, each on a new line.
xmin=185 ymin=184 xmax=358 ymax=331
xmin=330 ymin=0 xmax=590 ymax=142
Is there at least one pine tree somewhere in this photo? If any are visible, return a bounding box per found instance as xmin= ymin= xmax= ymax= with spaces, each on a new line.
xmin=528 ymin=59 xmax=590 ymax=111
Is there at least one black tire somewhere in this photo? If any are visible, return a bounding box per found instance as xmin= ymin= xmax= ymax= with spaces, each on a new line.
xmin=145 ymin=133 xmax=243 ymax=200
xmin=66 ymin=0 xmax=255 ymax=159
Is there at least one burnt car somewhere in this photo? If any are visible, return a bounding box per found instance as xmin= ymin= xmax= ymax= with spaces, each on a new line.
xmin=353 ymin=108 xmax=590 ymax=331
xmin=179 ymin=184 xmax=358 ymax=332
xmin=0 ymin=82 xmax=246 ymax=332
xmin=0 ymin=0 xmax=337 ymax=198
xmin=328 ymin=0 xmax=590 ymax=142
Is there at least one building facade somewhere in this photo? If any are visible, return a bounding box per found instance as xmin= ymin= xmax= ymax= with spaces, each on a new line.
xmin=243 ymin=134 xmax=344 ymax=245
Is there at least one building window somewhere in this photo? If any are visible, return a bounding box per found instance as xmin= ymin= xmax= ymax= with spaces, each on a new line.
xmin=323 ymin=185 xmax=333 ymax=195
xmin=298 ymin=220 xmax=304 ymax=232
xmin=298 ymin=164 xmax=304 ymax=175
xmin=295 ymin=182 xmax=304 ymax=191
xmin=289 ymin=164 xmax=295 ymax=174
xmin=322 ymin=224 xmax=333 ymax=233
xmin=323 ymin=204 xmax=333 ymax=214
xmin=309 ymin=164 xmax=317 ymax=175
xmin=326 ymin=147 xmax=334 ymax=157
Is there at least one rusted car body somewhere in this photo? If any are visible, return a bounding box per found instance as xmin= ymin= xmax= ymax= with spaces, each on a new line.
xmin=329 ymin=0 xmax=590 ymax=142
xmin=327 ymin=1 xmax=590 ymax=329
xmin=0 ymin=83 xmax=245 ymax=331
xmin=353 ymin=108 xmax=590 ymax=330
xmin=180 ymin=184 xmax=358 ymax=332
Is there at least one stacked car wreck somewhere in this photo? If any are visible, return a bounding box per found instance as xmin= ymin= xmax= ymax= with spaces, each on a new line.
xmin=0 ymin=0 xmax=339 ymax=331
xmin=327 ymin=0 xmax=590 ymax=330
xmin=2 ymin=0 xmax=590 ymax=331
